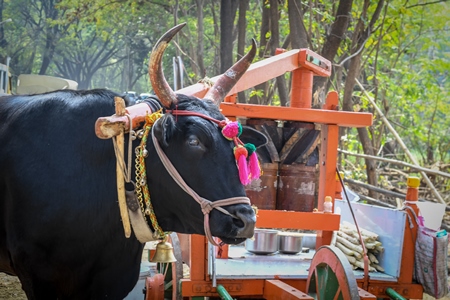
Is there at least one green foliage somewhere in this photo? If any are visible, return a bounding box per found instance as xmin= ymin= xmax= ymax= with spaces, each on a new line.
xmin=361 ymin=0 xmax=450 ymax=165
xmin=1 ymin=0 xmax=448 ymax=171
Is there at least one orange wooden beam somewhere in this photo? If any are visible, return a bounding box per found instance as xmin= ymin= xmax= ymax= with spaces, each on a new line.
xmin=297 ymin=49 xmax=331 ymax=77
xmin=220 ymin=103 xmax=373 ymax=127
xmin=362 ymin=281 xmax=423 ymax=299
xmin=188 ymin=235 xmax=207 ymax=281
xmin=229 ymin=49 xmax=302 ymax=95
xmin=177 ymin=49 xmax=332 ymax=98
xmin=311 ymin=93 xmax=340 ymax=248
xmin=264 ymin=280 xmax=314 ymax=299
xmin=358 ymin=287 xmax=377 ymax=299
xmin=176 ymin=49 xmax=302 ymax=99
xmin=398 ymin=189 xmax=420 ymax=284
xmin=255 ymin=209 xmax=340 ymax=231
xmin=180 ymin=279 xmax=265 ymax=297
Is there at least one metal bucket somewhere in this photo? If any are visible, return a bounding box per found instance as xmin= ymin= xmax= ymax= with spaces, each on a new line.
xmin=278 ymin=232 xmax=303 ymax=254
xmin=245 ymin=229 xmax=279 ymax=255
xmin=245 ymin=163 xmax=278 ymax=210
xmin=276 ymin=164 xmax=316 ymax=212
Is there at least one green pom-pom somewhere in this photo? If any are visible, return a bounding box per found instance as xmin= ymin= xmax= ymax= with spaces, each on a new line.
xmin=244 ymin=143 xmax=256 ymax=155
xmin=237 ymin=122 xmax=243 ymax=137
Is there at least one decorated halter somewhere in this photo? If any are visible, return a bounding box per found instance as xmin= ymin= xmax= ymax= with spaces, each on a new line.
xmin=135 ymin=109 xmax=260 ymax=246
xmin=166 ymin=109 xmax=261 ymax=185
xmin=221 ymin=121 xmax=260 ymax=185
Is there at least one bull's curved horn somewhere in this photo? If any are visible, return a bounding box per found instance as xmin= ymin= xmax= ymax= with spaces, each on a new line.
xmin=149 ymin=23 xmax=186 ymax=108
xmin=203 ymin=39 xmax=257 ymax=105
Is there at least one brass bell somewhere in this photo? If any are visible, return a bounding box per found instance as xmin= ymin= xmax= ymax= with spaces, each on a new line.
xmin=151 ymin=239 xmax=177 ymax=263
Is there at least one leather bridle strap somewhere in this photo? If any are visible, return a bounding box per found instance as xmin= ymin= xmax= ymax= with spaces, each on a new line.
xmin=166 ymin=110 xmax=228 ymax=128
xmin=151 ymin=119 xmax=251 ymax=246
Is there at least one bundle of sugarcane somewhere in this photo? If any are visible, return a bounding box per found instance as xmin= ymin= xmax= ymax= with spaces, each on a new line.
xmin=333 ymin=221 xmax=385 ymax=272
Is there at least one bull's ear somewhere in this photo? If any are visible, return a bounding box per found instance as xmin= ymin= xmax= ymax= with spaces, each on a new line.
xmin=152 ymin=114 xmax=175 ymax=147
xmin=240 ymin=126 xmax=268 ymax=148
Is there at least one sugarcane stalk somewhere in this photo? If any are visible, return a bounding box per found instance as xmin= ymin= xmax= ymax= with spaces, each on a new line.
xmin=337 ymin=230 xmax=360 ymax=245
xmin=372 ymin=264 xmax=385 ymax=272
xmin=368 ymin=252 xmax=379 ymax=264
xmin=336 ymin=242 xmax=355 ymax=257
xmin=336 ymin=236 xmax=363 ymax=254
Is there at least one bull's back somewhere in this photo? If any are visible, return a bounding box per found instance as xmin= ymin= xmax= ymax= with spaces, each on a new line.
xmin=0 ymin=89 xmax=118 ymax=232
xmin=0 ymin=89 xmax=143 ymax=298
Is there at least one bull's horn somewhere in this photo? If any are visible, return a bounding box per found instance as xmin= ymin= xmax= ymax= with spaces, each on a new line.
xmin=203 ymin=38 xmax=257 ymax=105
xmin=149 ymin=23 xmax=186 ymax=108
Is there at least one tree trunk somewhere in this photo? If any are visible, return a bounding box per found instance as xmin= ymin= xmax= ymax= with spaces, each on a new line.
xmin=0 ymin=0 xmax=7 ymax=50
xmin=220 ymin=0 xmax=238 ymax=73
xmin=313 ymin=0 xmax=353 ymax=107
xmin=237 ymin=0 xmax=249 ymax=103
xmin=288 ymin=0 xmax=309 ymax=49
xmin=38 ymin=0 xmax=60 ymax=75
xmin=250 ymin=3 xmax=270 ymax=104
xmin=209 ymin=0 xmax=220 ymax=75
xmin=269 ymin=0 xmax=288 ymax=106
xmin=196 ymin=0 xmax=206 ymax=78
xmin=342 ymin=0 xmax=385 ymax=196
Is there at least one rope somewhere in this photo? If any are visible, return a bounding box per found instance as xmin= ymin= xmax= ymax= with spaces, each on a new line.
xmin=151 ymin=120 xmax=251 ymax=246
xmin=122 ymin=109 xmax=253 ymax=246
xmin=112 ymin=114 xmax=134 ymax=183
xmin=337 ymin=168 xmax=370 ymax=290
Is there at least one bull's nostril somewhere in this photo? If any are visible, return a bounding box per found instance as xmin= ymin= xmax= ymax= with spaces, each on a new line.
xmin=234 ymin=210 xmax=256 ymax=238
xmin=233 ymin=218 xmax=245 ymax=228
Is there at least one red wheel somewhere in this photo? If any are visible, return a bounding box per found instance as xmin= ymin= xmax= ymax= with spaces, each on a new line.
xmin=145 ymin=273 xmax=164 ymax=300
xmin=167 ymin=232 xmax=184 ymax=300
xmin=306 ymin=245 xmax=360 ymax=300
xmin=145 ymin=233 xmax=183 ymax=300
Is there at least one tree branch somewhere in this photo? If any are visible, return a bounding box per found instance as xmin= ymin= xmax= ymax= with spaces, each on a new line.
xmin=406 ymin=0 xmax=449 ymax=8
xmin=339 ymin=149 xmax=450 ymax=179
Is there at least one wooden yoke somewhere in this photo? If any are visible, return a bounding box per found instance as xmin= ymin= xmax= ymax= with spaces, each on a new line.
xmin=95 ymin=102 xmax=155 ymax=139
xmin=114 ymin=97 xmax=132 ymax=238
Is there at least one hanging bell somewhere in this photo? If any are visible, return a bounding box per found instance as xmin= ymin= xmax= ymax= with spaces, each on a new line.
xmin=151 ymin=239 xmax=177 ymax=263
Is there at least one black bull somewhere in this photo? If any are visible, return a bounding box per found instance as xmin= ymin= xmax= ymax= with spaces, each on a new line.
xmin=0 ymin=24 xmax=267 ymax=299
xmin=0 ymin=90 xmax=266 ymax=299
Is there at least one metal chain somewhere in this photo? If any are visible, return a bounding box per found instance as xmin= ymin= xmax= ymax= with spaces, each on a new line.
xmin=134 ymin=130 xmax=148 ymax=217
xmin=134 ymin=110 xmax=165 ymax=239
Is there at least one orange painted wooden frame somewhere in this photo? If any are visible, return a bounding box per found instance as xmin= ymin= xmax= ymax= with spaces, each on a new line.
xmin=176 ymin=48 xmax=417 ymax=299
xmin=220 ymin=103 xmax=372 ymax=127
xmin=255 ymin=210 xmax=340 ymax=231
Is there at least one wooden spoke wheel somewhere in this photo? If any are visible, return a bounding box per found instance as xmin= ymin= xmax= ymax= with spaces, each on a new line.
xmin=306 ymin=245 xmax=360 ymax=300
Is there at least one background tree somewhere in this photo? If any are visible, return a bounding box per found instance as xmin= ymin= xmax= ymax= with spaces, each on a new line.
xmin=1 ymin=0 xmax=448 ymax=202
xmin=219 ymin=0 xmax=238 ymax=73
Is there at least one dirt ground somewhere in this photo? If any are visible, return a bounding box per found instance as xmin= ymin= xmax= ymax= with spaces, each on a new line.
xmin=1 ymin=270 xmax=450 ymax=300
xmin=0 ymin=272 xmax=27 ymax=300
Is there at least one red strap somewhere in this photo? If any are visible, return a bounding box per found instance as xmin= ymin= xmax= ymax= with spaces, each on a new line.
xmin=166 ymin=110 xmax=228 ymax=128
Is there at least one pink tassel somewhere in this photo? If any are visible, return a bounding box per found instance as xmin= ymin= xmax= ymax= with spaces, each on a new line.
xmin=248 ymin=152 xmax=261 ymax=180
xmin=237 ymin=154 xmax=250 ymax=185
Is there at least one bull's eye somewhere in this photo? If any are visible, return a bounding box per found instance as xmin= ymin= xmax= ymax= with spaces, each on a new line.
xmin=185 ymin=135 xmax=206 ymax=158
xmin=188 ymin=138 xmax=200 ymax=146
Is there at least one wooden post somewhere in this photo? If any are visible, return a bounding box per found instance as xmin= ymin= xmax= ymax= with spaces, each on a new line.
xmin=316 ymin=92 xmax=340 ymax=247
xmin=114 ymin=97 xmax=131 ymax=238
xmin=291 ymin=68 xmax=313 ymax=108
xmin=398 ymin=177 xmax=420 ymax=284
